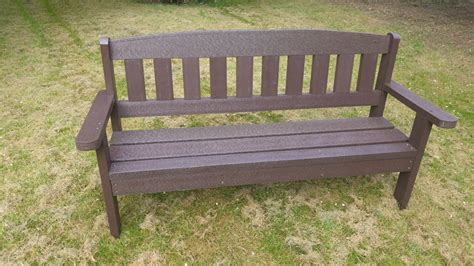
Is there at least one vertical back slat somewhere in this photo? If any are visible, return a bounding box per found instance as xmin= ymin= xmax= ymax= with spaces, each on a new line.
xmin=124 ymin=59 xmax=146 ymax=101
xmin=182 ymin=58 xmax=201 ymax=100
xmin=210 ymin=57 xmax=228 ymax=99
xmin=285 ymin=55 xmax=305 ymax=95
xmin=236 ymin=56 xmax=253 ymax=98
xmin=333 ymin=54 xmax=355 ymax=93
xmin=153 ymin=58 xmax=174 ymax=100
xmin=261 ymin=56 xmax=280 ymax=96
xmin=356 ymin=54 xmax=378 ymax=92
xmin=309 ymin=54 xmax=330 ymax=94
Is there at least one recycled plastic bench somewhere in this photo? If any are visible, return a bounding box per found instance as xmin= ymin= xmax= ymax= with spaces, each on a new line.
xmin=76 ymin=30 xmax=457 ymax=238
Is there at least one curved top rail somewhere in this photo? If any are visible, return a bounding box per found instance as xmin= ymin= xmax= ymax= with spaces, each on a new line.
xmin=108 ymin=29 xmax=390 ymax=59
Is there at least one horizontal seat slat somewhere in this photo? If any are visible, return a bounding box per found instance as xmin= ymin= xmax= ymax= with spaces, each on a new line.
xmin=111 ymin=117 xmax=394 ymax=145
xmin=109 ymin=143 xmax=416 ymax=180
xmin=109 ymin=30 xmax=390 ymax=59
xmin=110 ymin=128 xmax=408 ymax=162
xmin=116 ymin=91 xmax=382 ymax=117
xmin=110 ymin=158 xmax=414 ymax=195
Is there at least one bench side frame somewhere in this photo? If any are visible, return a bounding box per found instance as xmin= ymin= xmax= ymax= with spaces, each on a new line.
xmin=383 ymin=80 xmax=457 ymax=208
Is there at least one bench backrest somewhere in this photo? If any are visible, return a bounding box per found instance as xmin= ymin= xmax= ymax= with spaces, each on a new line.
xmin=100 ymin=30 xmax=399 ymax=122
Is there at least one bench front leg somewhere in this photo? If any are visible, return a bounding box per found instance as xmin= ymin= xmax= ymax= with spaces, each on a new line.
xmin=76 ymin=91 xmax=120 ymax=237
xmin=394 ymin=114 xmax=432 ymax=209
xmin=96 ymin=136 xmax=121 ymax=238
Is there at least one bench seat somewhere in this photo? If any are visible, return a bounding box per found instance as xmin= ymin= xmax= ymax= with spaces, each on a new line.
xmin=108 ymin=117 xmax=416 ymax=195
xmin=76 ymin=31 xmax=458 ymax=237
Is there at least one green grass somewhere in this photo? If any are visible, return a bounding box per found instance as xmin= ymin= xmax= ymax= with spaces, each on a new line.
xmin=1 ymin=0 xmax=473 ymax=264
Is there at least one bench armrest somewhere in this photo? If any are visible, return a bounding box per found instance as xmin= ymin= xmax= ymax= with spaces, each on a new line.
xmin=76 ymin=91 xmax=115 ymax=151
xmin=384 ymin=81 xmax=457 ymax=129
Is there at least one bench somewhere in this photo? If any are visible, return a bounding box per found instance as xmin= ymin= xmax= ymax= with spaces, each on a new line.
xmin=76 ymin=30 xmax=457 ymax=238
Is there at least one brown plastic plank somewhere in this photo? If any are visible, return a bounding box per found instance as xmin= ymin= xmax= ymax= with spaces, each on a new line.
xmin=333 ymin=54 xmax=355 ymax=93
xmin=100 ymin=38 xmax=121 ymax=131
xmin=309 ymin=54 xmax=330 ymax=94
xmin=210 ymin=57 xmax=227 ymax=99
xmin=109 ymin=142 xmax=415 ymax=179
xmin=286 ymin=55 xmax=305 ymax=95
xmin=370 ymin=33 xmax=400 ymax=116
xmin=182 ymin=58 xmax=200 ymax=100
xmin=236 ymin=56 xmax=253 ymax=98
xmin=395 ymin=114 xmax=432 ymax=209
xmin=261 ymin=56 xmax=279 ymax=96
xmin=95 ymin=137 xmax=121 ymax=238
xmin=110 ymin=158 xmax=413 ymax=195
xmin=109 ymin=143 xmax=415 ymax=176
xmin=384 ymin=81 xmax=457 ymax=128
xmin=109 ymin=128 xmax=408 ymax=162
xmin=153 ymin=58 xmax=174 ymax=100
xmin=100 ymin=38 xmax=117 ymax=97
xmin=109 ymin=30 xmax=390 ymax=59
xmin=76 ymin=91 xmax=115 ymax=151
xmin=124 ymin=59 xmax=146 ymax=101
xmin=375 ymin=33 xmax=400 ymax=90
xmin=111 ymin=117 xmax=394 ymax=145
xmin=116 ymin=91 xmax=381 ymax=117
xmin=356 ymin=54 xmax=378 ymax=92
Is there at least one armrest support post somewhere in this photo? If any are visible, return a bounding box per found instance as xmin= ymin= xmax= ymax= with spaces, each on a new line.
xmin=76 ymin=91 xmax=115 ymax=151
xmin=384 ymin=81 xmax=457 ymax=129
xmin=408 ymin=114 xmax=433 ymax=149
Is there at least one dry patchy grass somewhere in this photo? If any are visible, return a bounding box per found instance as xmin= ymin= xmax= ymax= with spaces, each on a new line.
xmin=0 ymin=0 xmax=473 ymax=264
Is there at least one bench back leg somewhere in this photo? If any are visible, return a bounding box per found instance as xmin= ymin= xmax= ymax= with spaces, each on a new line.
xmin=100 ymin=38 xmax=122 ymax=132
xmin=369 ymin=33 xmax=400 ymax=118
xmin=96 ymin=137 xmax=121 ymax=238
xmin=394 ymin=114 xmax=432 ymax=209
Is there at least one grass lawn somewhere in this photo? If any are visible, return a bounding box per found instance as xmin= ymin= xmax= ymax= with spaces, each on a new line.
xmin=1 ymin=0 xmax=473 ymax=264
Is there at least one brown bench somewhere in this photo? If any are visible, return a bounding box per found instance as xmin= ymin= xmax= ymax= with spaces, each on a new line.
xmin=76 ymin=30 xmax=457 ymax=238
